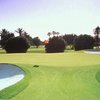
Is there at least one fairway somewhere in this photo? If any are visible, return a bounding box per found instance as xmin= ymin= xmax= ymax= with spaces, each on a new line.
xmin=0 ymin=48 xmax=100 ymax=100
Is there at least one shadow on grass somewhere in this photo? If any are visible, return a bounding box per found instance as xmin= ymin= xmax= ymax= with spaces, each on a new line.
xmin=0 ymin=47 xmax=45 ymax=54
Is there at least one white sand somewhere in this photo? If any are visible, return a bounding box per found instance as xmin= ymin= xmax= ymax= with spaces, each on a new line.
xmin=84 ymin=50 xmax=100 ymax=54
xmin=0 ymin=64 xmax=25 ymax=90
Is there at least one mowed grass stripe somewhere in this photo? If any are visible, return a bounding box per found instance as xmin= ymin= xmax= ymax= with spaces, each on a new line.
xmin=0 ymin=52 xmax=100 ymax=67
xmin=10 ymin=65 xmax=100 ymax=100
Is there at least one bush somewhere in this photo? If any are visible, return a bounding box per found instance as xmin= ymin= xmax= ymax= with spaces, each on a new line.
xmin=33 ymin=37 xmax=41 ymax=48
xmin=63 ymin=34 xmax=76 ymax=50
xmin=63 ymin=34 xmax=76 ymax=45
xmin=74 ymin=35 xmax=95 ymax=51
xmin=4 ymin=36 xmax=30 ymax=53
xmin=45 ymin=36 xmax=66 ymax=53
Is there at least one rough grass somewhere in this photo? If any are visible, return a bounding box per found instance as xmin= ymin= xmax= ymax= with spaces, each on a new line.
xmin=0 ymin=47 xmax=100 ymax=100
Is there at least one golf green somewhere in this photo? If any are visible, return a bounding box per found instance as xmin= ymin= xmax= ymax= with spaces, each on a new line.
xmin=0 ymin=47 xmax=100 ymax=100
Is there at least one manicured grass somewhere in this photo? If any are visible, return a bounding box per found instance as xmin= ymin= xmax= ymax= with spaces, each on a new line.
xmin=0 ymin=47 xmax=100 ymax=100
xmin=0 ymin=64 xmax=31 ymax=99
xmin=27 ymin=46 xmax=45 ymax=53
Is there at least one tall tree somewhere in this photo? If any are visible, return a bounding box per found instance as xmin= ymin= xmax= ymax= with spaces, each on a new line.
xmin=56 ymin=32 xmax=60 ymax=36
xmin=0 ymin=29 xmax=8 ymax=35
xmin=23 ymin=32 xmax=33 ymax=45
xmin=63 ymin=34 xmax=76 ymax=49
xmin=47 ymin=31 xmax=60 ymax=38
xmin=94 ymin=26 xmax=100 ymax=48
xmin=15 ymin=28 xmax=24 ymax=36
xmin=0 ymin=29 xmax=14 ymax=48
xmin=47 ymin=32 xmax=51 ymax=38
xmin=52 ymin=31 xmax=56 ymax=36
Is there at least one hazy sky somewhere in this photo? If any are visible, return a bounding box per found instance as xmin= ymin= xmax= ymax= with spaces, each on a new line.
xmin=0 ymin=0 xmax=100 ymax=40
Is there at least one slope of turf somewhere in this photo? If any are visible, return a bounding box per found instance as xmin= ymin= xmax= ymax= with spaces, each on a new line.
xmin=8 ymin=65 xmax=100 ymax=100
xmin=0 ymin=64 xmax=30 ymax=99
xmin=0 ymin=47 xmax=100 ymax=100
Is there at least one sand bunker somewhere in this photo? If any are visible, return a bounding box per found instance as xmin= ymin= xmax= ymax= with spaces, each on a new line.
xmin=0 ymin=64 xmax=25 ymax=90
xmin=84 ymin=50 xmax=100 ymax=54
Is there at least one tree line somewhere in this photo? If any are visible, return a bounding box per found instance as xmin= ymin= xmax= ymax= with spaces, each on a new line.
xmin=0 ymin=28 xmax=42 ymax=48
xmin=0 ymin=26 xmax=100 ymax=53
xmin=45 ymin=26 xmax=100 ymax=52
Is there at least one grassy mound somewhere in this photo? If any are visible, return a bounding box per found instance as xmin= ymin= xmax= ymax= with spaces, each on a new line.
xmin=0 ymin=65 xmax=31 ymax=99
xmin=96 ymin=71 xmax=100 ymax=83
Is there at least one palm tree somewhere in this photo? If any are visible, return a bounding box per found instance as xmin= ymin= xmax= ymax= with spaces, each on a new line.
xmin=23 ymin=31 xmax=33 ymax=45
xmin=15 ymin=28 xmax=24 ymax=36
xmin=56 ymin=32 xmax=60 ymax=36
xmin=0 ymin=29 xmax=8 ymax=41
xmin=52 ymin=31 xmax=56 ymax=36
xmin=0 ymin=29 xmax=9 ymax=39
xmin=0 ymin=29 xmax=9 ymax=35
xmin=0 ymin=29 xmax=14 ymax=48
xmin=23 ymin=31 xmax=28 ymax=37
xmin=47 ymin=32 xmax=51 ymax=38
xmin=94 ymin=26 xmax=100 ymax=48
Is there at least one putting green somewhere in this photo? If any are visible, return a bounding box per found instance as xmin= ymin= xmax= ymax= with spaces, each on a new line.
xmin=8 ymin=65 xmax=100 ymax=100
xmin=0 ymin=48 xmax=100 ymax=100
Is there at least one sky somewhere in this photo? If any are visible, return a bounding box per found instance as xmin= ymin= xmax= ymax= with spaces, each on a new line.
xmin=0 ymin=0 xmax=100 ymax=40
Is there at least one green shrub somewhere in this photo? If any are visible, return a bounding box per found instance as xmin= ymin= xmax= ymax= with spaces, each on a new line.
xmin=74 ymin=35 xmax=94 ymax=51
xmin=4 ymin=36 xmax=30 ymax=53
xmin=33 ymin=37 xmax=41 ymax=48
xmin=45 ymin=36 xmax=66 ymax=53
